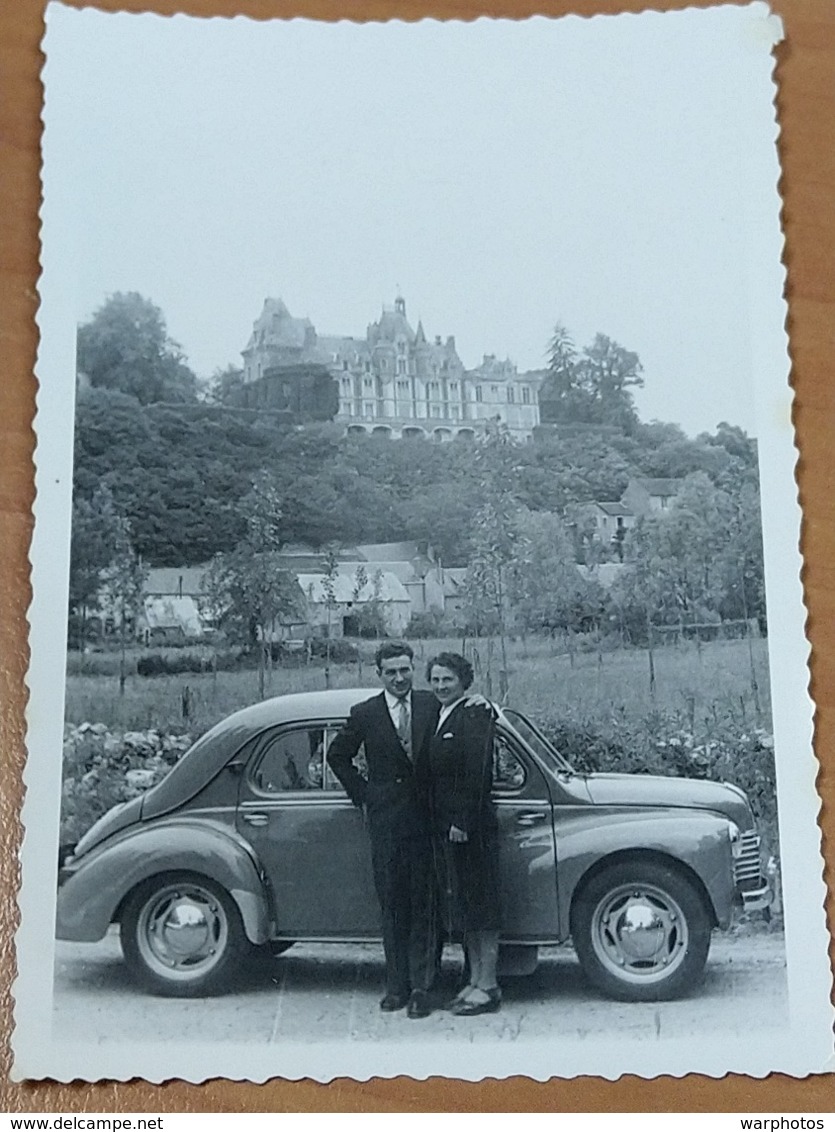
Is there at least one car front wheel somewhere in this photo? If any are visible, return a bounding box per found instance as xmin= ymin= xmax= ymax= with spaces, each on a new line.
xmin=121 ymin=872 xmax=252 ymax=997
xmin=570 ymin=860 xmax=712 ymax=1001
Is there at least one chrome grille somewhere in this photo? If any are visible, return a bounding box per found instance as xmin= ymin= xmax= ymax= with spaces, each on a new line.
xmin=733 ymin=830 xmax=764 ymax=890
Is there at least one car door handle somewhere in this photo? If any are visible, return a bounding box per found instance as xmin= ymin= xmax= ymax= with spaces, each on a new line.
xmin=516 ymin=810 xmax=548 ymax=827
xmin=242 ymin=812 xmax=270 ymax=827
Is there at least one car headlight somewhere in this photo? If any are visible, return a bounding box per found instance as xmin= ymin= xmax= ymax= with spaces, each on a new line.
xmin=727 ymin=821 xmax=743 ymax=857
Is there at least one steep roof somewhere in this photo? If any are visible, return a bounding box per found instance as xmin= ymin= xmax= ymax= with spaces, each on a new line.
xmin=245 ymin=297 xmax=314 ymax=353
xmin=297 ymin=571 xmax=410 ymax=604
xmin=144 ymin=566 xmax=211 ymax=596
xmin=315 ymin=335 xmax=371 ymax=364
xmin=594 ymin=502 xmax=634 ymax=517
xmin=367 ymin=306 xmax=415 ymax=346
xmin=353 ymin=541 xmax=423 ymax=563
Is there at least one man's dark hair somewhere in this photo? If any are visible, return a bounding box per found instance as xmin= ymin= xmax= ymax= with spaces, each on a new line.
xmin=375 ymin=640 xmax=414 ymax=670
xmin=426 ymin=651 xmax=474 ymax=691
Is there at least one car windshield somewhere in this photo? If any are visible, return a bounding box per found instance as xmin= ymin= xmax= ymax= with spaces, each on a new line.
xmin=502 ymin=709 xmax=575 ymax=775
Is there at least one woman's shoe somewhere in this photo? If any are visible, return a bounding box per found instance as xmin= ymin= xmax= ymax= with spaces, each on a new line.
xmin=445 ymin=984 xmax=475 ymax=1011
xmin=450 ymin=987 xmax=501 ymax=1016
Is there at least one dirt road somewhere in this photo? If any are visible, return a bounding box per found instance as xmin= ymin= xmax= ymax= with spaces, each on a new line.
xmin=52 ymin=929 xmax=787 ymax=1045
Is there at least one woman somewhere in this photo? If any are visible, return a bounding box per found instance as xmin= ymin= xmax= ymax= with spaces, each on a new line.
xmin=426 ymin=651 xmax=501 ymax=1016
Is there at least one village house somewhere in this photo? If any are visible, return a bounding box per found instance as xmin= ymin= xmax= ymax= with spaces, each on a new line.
xmin=621 ymin=477 xmax=683 ymax=516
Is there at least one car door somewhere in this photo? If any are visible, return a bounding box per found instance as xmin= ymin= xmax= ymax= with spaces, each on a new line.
xmin=492 ymin=726 xmax=561 ymax=941
xmin=236 ymin=721 xmax=380 ymax=939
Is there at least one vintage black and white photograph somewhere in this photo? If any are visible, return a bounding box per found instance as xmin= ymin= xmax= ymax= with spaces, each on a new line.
xmin=14 ymin=0 xmax=834 ymax=1082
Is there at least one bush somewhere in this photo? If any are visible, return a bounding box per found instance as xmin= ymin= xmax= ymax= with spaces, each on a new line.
xmin=61 ymin=723 xmax=193 ymax=845
xmin=406 ymin=611 xmax=454 ymax=639
xmin=136 ymin=651 xmax=241 ymax=677
xmin=307 ymin=638 xmax=359 ymax=663
xmin=536 ymin=709 xmax=779 ymax=860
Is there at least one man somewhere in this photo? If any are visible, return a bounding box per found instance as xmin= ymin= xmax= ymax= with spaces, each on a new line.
xmin=327 ymin=641 xmax=440 ymax=1019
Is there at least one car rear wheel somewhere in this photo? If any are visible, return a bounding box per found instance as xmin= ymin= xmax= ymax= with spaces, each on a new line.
xmin=571 ymin=860 xmax=712 ymax=1001
xmin=121 ymin=872 xmax=252 ymax=997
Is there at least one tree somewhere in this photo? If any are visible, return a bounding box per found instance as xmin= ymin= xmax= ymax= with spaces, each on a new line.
xmin=320 ymin=545 xmax=340 ymax=688
xmin=77 ymin=293 xmax=198 ymax=405
xmin=538 ymin=324 xmax=584 ymax=423
xmin=101 ymin=519 xmax=148 ymax=695
xmin=578 ymin=333 xmax=644 ymax=428
xmin=68 ymin=484 xmax=126 ymax=652
xmin=459 ymin=495 xmax=517 ymax=700
xmin=508 ymin=509 xmax=605 ymax=654
xmin=205 ymin=364 xmax=244 ymax=405
xmin=204 ymin=472 xmax=301 ymax=699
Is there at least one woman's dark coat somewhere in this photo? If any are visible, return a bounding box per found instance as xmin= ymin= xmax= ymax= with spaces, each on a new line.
xmin=429 ymin=701 xmax=500 ymax=934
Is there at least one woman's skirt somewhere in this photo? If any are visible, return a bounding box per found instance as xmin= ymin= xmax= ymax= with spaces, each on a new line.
xmin=434 ymin=822 xmax=501 ymax=935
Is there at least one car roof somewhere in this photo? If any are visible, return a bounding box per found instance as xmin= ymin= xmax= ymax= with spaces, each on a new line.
xmin=142 ymin=688 xmax=383 ymax=818
xmin=209 ymin=687 xmax=382 ymax=733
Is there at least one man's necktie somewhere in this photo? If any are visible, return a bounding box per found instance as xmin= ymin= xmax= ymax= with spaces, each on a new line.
xmin=396 ymin=698 xmax=412 ymax=762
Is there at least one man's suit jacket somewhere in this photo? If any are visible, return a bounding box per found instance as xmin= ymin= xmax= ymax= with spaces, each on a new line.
xmin=327 ymin=690 xmax=440 ymax=836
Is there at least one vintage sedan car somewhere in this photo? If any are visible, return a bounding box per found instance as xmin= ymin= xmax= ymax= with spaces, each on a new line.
xmin=56 ymin=689 xmax=771 ymax=1000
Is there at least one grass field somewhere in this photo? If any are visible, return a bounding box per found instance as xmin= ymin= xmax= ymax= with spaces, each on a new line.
xmin=64 ymin=634 xmax=772 ymax=739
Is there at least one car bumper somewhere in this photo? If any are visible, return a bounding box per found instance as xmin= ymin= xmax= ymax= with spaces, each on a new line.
xmin=738 ymin=879 xmax=772 ymax=912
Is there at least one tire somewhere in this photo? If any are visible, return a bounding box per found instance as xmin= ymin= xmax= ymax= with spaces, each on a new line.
xmin=121 ymin=872 xmax=253 ymax=997
xmin=570 ymin=859 xmax=712 ymax=1002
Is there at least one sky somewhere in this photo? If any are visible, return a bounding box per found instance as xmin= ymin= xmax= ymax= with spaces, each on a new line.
xmin=42 ymin=3 xmax=785 ymax=435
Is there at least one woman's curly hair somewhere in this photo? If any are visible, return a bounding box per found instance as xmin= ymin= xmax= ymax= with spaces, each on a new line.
xmin=426 ymin=651 xmax=474 ymax=690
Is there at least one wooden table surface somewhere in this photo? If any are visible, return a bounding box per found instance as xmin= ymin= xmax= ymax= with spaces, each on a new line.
xmin=1 ymin=0 xmax=833 ymax=1112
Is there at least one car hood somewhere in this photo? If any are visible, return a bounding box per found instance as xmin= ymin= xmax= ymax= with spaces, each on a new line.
xmin=71 ymin=794 xmax=144 ymax=859
xmin=582 ymin=772 xmax=753 ymax=827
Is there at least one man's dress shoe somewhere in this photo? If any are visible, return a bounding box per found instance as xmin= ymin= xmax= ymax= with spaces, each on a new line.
xmin=406 ymin=990 xmax=434 ymax=1019
xmin=379 ymin=993 xmax=409 ymax=1012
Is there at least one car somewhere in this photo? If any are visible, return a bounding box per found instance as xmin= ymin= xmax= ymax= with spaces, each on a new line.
xmin=56 ymin=688 xmax=771 ymax=1001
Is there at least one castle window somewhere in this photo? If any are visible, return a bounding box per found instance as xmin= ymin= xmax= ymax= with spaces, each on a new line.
xmin=491 ymin=385 xmax=499 ymax=397
xmin=364 ymin=402 xmax=374 ymax=418
xmin=364 ymin=378 xmax=372 ymax=390
xmin=397 ymin=381 xmax=409 ymax=395
xmin=343 ymin=360 xmax=349 ymax=370
xmin=397 ymin=339 xmax=406 ymax=355
xmin=397 ymin=358 xmax=407 ymax=375
xmin=476 ymin=386 xmax=483 ymax=403
xmin=432 ymin=405 xmax=442 ymax=418
xmin=449 ymin=382 xmax=458 ymax=395
xmin=507 ymin=386 xmax=515 ymax=403
xmin=365 ymin=361 xmax=371 ymax=373
xmin=522 ymin=386 xmax=531 ymax=404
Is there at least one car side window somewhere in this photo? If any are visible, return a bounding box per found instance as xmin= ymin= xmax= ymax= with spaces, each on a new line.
xmin=492 ymin=733 xmax=527 ymax=794
xmin=252 ymin=728 xmax=328 ymax=793
xmin=250 ymin=724 xmax=367 ymax=795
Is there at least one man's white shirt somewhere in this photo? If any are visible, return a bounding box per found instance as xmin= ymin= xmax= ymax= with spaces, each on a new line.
xmin=384 ymin=689 xmax=412 ymax=728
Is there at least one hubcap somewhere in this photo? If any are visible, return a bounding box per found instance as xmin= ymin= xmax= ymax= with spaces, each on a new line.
xmin=591 ymin=882 xmax=689 ymax=984
xmin=136 ymin=882 xmax=229 ymax=982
